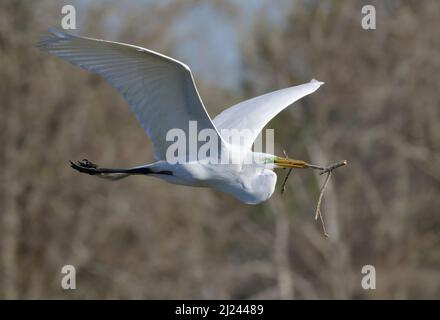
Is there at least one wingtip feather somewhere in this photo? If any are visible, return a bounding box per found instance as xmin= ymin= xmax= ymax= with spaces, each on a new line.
xmin=310 ymin=78 xmax=325 ymax=86
xmin=36 ymin=27 xmax=75 ymax=49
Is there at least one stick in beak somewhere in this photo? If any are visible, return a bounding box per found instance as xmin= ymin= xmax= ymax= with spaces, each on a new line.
xmin=277 ymin=155 xmax=348 ymax=238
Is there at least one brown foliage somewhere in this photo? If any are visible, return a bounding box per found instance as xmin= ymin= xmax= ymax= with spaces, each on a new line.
xmin=0 ymin=0 xmax=439 ymax=299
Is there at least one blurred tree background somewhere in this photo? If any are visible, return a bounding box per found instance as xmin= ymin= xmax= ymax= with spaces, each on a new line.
xmin=1 ymin=0 xmax=439 ymax=299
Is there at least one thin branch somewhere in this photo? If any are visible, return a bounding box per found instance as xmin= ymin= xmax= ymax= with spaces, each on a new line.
xmin=281 ymin=150 xmax=293 ymax=194
xmin=314 ymin=171 xmax=332 ymax=238
xmin=281 ymin=168 xmax=293 ymax=194
xmin=312 ymin=160 xmax=347 ymax=237
xmin=319 ymin=160 xmax=348 ymax=175
xmin=315 ymin=171 xmax=332 ymax=220
xmin=280 ymin=156 xmax=347 ymax=238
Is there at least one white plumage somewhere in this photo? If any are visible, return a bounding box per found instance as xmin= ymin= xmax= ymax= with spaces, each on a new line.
xmin=39 ymin=28 xmax=323 ymax=204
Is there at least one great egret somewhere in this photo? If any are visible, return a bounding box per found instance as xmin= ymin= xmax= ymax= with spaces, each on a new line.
xmin=39 ymin=28 xmax=327 ymax=204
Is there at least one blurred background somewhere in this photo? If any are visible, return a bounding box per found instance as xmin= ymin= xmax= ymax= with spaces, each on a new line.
xmin=1 ymin=0 xmax=439 ymax=299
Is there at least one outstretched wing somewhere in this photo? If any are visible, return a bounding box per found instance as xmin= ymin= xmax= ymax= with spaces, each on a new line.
xmin=38 ymin=28 xmax=223 ymax=160
xmin=213 ymin=79 xmax=324 ymax=150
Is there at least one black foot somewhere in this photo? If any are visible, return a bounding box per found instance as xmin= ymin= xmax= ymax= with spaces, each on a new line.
xmin=70 ymin=159 xmax=100 ymax=175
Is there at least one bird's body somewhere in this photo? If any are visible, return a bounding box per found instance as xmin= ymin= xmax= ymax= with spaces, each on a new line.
xmin=145 ymin=152 xmax=277 ymax=204
xmin=39 ymin=28 xmax=324 ymax=204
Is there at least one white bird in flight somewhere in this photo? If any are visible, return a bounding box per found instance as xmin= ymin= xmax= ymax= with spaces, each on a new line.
xmin=38 ymin=28 xmax=325 ymax=204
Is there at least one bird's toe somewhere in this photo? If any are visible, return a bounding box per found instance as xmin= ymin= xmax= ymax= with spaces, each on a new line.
xmin=70 ymin=159 xmax=99 ymax=175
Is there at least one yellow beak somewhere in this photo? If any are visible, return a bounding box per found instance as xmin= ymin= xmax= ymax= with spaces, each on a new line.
xmin=274 ymin=157 xmax=307 ymax=169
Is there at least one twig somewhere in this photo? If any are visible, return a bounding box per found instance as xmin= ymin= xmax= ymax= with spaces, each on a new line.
xmin=278 ymin=154 xmax=347 ymax=237
xmin=281 ymin=150 xmax=293 ymax=194
xmin=318 ymin=205 xmax=329 ymax=238
xmin=281 ymin=168 xmax=293 ymax=194
xmin=319 ymin=160 xmax=347 ymax=175
xmin=314 ymin=171 xmax=332 ymax=237
xmin=314 ymin=171 xmax=332 ymax=220
xmin=313 ymin=160 xmax=347 ymax=237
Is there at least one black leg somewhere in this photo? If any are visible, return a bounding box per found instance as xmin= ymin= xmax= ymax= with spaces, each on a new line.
xmin=69 ymin=159 xmax=173 ymax=177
